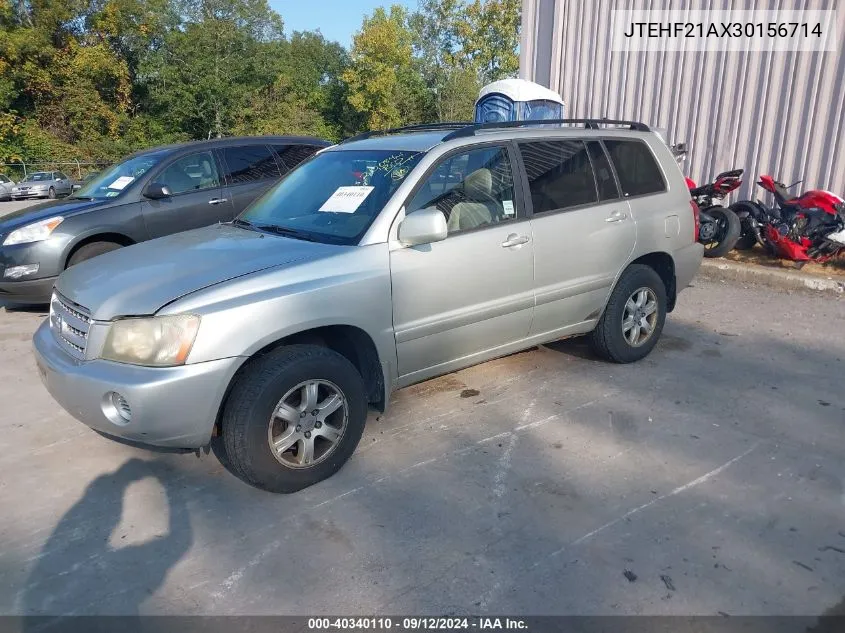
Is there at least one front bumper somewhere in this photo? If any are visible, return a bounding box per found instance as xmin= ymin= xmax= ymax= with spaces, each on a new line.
xmin=0 ymin=240 xmax=66 ymax=304
xmin=33 ymin=320 xmax=243 ymax=448
xmin=11 ymin=190 xmax=49 ymax=199
xmin=0 ymin=276 xmax=56 ymax=304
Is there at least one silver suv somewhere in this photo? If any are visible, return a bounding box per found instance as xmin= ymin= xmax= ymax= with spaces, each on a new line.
xmin=33 ymin=120 xmax=703 ymax=493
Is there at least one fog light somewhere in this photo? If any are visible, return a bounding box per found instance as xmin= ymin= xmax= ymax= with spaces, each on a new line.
xmin=103 ymin=391 xmax=132 ymax=425
xmin=4 ymin=264 xmax=39 ymax=279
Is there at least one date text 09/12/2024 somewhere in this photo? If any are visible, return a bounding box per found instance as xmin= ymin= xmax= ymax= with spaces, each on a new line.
xmin=307 ymin=618 xmax=529 ymax=630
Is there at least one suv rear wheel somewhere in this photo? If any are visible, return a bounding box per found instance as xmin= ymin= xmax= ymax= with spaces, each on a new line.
xmin=589 ymin=264 xmax=667 ymax=363
xmin=219 ymin=345 xmax=368 ymax=493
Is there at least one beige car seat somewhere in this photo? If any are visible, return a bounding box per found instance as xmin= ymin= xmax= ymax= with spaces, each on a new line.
xmin=447 ymin=168 xmax=499 ymax=233
xmin=198 ymin=158 xmax=217 ymax=189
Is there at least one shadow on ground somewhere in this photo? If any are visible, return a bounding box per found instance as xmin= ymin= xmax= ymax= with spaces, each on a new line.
xmin=21 ymin=458 xmax=192 ymax=623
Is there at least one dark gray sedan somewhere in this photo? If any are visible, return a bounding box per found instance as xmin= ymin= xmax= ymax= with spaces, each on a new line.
xmin=0 ymin=135 xmax=329 ymax=304
xmin=10 ymin=171 xmax=73 ymax=200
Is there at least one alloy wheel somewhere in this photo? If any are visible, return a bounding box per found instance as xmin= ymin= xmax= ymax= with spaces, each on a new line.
xmin=267 ymin=379 xmax=348 ymax=469
xmin=621 ymin=287 xmax=658 ymax=347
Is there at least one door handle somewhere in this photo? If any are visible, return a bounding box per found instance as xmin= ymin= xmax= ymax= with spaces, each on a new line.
xmin=501 ymin=234 xmax=530 ymax=248
xmin=605 ymin=210 xmax=628 ymax=223
xmin=208 ymin=198 xmax=227 ymax=205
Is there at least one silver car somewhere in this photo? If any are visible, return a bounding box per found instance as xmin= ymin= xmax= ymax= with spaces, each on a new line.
xmin=33 ymin=120 xmax=704 ymax=493
xmin=11 ymin=171 xmax=73 ymax=199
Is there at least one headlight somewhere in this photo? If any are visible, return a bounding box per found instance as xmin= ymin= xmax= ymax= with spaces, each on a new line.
xmin=101 ymin=314 xmax=201 ymax=366
xmin=3 ymin=216 xmax=64 ymax=245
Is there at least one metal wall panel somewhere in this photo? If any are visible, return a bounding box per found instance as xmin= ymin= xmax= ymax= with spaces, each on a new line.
xmin=520 ymin=0 xmax=845 ymax=200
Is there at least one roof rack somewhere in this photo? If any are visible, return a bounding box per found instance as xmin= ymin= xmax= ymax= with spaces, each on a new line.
xmin=441 ymin=118 xmax=651 ymax=141
xmin=339 ymin=118 xmax=650 ymax=145
xmin=341 ymin=122 xmax=474 ymax=145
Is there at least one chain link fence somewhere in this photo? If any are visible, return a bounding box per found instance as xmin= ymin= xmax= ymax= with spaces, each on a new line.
xmin=0 ymin=160 xmax=111 ymax=181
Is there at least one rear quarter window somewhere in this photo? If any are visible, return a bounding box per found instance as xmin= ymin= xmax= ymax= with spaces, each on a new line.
xmin=221 ymin=145 xmax=281 ymax=184
xmin=274 ymin=144 xmax=323 ymax=171
xmin=603 ymin=139 xmax=666 ymax=197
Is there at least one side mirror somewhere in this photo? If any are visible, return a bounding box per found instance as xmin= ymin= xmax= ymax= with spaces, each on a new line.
xmin=144 ymin=182 xmax=172 ymax=199
xmin=398 ymin=208 xmax=448 ymax=247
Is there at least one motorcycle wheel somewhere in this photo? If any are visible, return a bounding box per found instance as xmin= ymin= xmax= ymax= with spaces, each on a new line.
xmin=701 ymin=206 xmax=741 ymax=258
xmin=733 ymin=231 xmax=757 ymax=250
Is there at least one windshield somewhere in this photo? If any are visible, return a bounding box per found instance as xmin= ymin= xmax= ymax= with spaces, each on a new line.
xmin=25 ymin=172 xmax=51 ymax=182
xmin=73 ymin=151 xmax=167 ymax=200
xmin=239 ymin=149 xmax=423 ymax=244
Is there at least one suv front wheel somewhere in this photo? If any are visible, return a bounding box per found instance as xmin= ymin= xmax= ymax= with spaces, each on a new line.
xmin=219 ymin=345 xmax=368 ymax=493
xmin=589 ymin=264 xmax=667 ymax=363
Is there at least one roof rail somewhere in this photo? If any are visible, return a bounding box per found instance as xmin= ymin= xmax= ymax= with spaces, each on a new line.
xmin=441 ymin=118 xmax=651 ymax=141
xmin=341 ymin=122 xmax=474 ymax=145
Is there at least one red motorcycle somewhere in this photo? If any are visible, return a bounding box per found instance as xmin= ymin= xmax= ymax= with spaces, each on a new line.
xmin=731 ymin=175 xmax=845 ymax=262
xmin=686 ymin=169 xmax=743 ymax=258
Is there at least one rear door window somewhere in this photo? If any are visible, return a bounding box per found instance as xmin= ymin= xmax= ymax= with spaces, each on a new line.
xmin=220 ymin=145 xmax=281 ymax=184
xmin=274 ymin=144 xmax=322 ymax=171
xmin=586 ymin=141 xmax=620 ymax=201
xmin=603 ymin=139 xmax=665 ymax=197
xmin=518 ymin=139 xmax=598 ymax=213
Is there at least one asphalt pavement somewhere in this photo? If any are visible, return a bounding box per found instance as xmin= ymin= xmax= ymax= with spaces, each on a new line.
xmin=0 ymin=199 xmax=45 ymax=218
xmin=0 ymin=273 xmax=842 ymax=617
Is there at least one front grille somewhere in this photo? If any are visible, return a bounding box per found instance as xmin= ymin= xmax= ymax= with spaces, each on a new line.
xmin=50 ymin=292 xmax=91 ymax=360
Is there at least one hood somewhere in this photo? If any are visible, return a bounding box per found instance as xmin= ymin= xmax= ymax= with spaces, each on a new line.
xmin=56 ymin=224 xmax=346 ymax=320
xmin=0 ymin=197 xmax=118 ymax=232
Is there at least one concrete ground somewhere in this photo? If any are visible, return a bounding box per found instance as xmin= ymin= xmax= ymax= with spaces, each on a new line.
xmin=0 ymin=199 xmax=53 ymax=219
xmin=0 ymin=258 xmax=843 ymax=616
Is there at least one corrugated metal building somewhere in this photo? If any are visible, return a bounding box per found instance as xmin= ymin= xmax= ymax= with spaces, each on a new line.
xmin=519 ymin=0 xmax=845 ymax=199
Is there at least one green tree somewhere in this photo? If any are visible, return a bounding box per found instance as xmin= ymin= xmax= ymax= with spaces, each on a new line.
xmin=410 ymin=0 xmax=479 ymax=121
xmin=140 ymin=0 xmax=283 ymax=138
xmin=0 ymin=0 xmax=523 ymax=165
xmin=343 ymin=5 xmax=429 ymax=130
xmin=276 ymin=31 xmax=353 ymax=138
xmin=456 ymin=0 xmax=520 ymax=83
xmin=85 ymin=0 xmax=179 ymax=91
xmin=233 ymin=75 xmax=335 ymax=139
xmin=0 ymin=0 xmax=136 ymax=159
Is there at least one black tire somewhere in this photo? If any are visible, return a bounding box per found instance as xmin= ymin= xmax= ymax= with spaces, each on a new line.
xmin=47 ymin=186 xmax=56 ymax=199
xmin=220 ymin=345 xmax=368 ymax=493
xmin=589 ymin=264 xmax=667 ymax=364
xmin=701 ymin=206 xmax=741 ymax=258
xmin=733 ymin=230 xmax=757 ymax=251
xmin=67 ymin=241 xmax=122 ymax=267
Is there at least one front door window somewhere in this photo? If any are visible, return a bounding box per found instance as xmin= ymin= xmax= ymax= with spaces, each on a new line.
xmin=406 ymin=146 xmax=518 ymax=234
xmin=157 ymin=152 xmax=221 ymax=195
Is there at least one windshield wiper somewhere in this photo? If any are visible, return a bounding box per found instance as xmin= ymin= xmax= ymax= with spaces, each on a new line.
xmin=69 ymin=195 xmax=94 ymax=201
xmin=255 ymin=224 xmax=319 ymax=242
xmin=231 ymin=218 xmax=258 ymax=231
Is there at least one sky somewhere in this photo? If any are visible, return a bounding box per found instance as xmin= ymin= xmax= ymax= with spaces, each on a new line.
xmin=268 ymin=0 xmax=418 ymax=48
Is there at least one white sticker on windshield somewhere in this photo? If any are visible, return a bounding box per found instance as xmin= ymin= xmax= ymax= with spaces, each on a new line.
xmin=108 ymin=176 xmax=135 ymax=190
xmin=318 ymin=186 xmax=374 ymax=213
xmin=503 ymin=200 xmax=515 ymax=216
